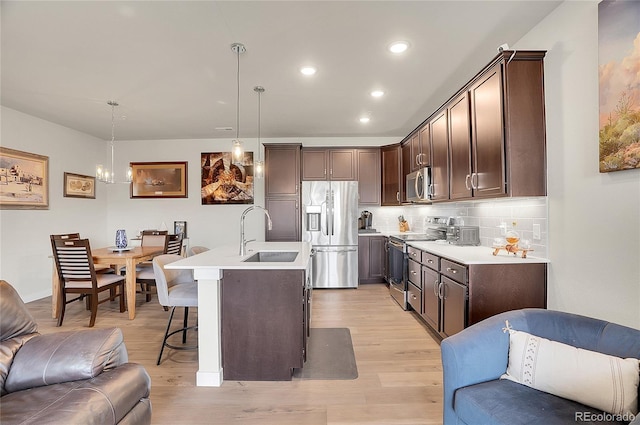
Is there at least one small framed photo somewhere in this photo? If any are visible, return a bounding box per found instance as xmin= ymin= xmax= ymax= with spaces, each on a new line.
xmin=63 ymin=172 xmax=96 ymax=199
xmin=0 ymin=147 xmax=49 ymax=209
xmin=174 ymin=221 xmax=187 ymax=238
xmin=131 ymin=161 xmax=188 ymax=198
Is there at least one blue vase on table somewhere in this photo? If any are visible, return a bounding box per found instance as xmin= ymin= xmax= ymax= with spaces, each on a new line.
xmin=115 ymin=229 xmax=128 ymax=249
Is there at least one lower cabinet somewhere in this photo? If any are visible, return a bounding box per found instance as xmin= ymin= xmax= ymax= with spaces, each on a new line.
xmin=407 ymin=245 xmax=547 ymax=338
xmin=221 ymin=269 xmax=307 ymax=380
xmin=358 ymin=235 xmax=386 ymax=284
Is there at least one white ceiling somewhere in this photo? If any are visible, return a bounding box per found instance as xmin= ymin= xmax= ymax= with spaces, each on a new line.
xmin=1 ymin=1 xmax=562 ymax=142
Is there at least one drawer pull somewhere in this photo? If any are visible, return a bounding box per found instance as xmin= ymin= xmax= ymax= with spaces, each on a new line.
xmin=411 ymin=270 xmax=417 ymax=275
xmin=411 ymin=294 xmax=417 ymax=300
xmin=427 ymin=259 xmax=433 ymax=264
xmin=412 ymin=252 xmax=418 ymax=257
xmin=447 ymin=267 xmax=458 ymax=274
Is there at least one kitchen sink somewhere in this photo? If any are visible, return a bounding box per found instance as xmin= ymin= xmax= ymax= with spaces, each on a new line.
xmin=242 ymin=251 xmax=298 ymax=263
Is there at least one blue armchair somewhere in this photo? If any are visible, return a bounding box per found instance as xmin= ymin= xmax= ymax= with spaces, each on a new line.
xmin=441 ymin=308 xmax=640 ymax=425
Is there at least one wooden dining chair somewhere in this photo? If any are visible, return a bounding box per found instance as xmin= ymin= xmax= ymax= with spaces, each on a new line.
xmin=166 ymin=233 xmax=184 ymax=256
xmin=50 ymin=233 xmax=114 ymax=280
xmin=135 ymin=233 xmax=170 ymax=302
xmin=50 ymin=237 xmax=125 ymax=327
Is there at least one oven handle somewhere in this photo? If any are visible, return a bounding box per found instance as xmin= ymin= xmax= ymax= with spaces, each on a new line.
xmin=388 ymin=240 xmax=404 ymax=249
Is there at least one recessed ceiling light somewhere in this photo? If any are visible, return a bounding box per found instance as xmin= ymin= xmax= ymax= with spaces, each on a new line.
xmin=300 ymin=66 xmax=317 ymax=76
xmin=359 ymin=117 xmax=370 ymax=123
xmin=388 ymin=41 xmax=409 ymax=54
xmin=370 ymin=90 xmax=385 ymax=98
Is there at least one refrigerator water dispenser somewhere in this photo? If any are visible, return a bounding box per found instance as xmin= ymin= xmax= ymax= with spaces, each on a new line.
xmin=305 ymin=205 xmax=322 ymax=231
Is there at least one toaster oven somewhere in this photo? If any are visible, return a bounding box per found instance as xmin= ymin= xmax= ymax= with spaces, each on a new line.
xmin=446 ymin=226 xmax=480 ymax=246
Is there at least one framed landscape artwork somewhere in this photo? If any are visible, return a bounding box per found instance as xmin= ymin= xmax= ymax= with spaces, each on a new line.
xmin=130 ymin=162 xmax=188 ymax=198
xmin=201 ymin=152 xmax=254 ymax=204
xmin=598 ymin=0 xmax=640 ymax=172
xmin=63 ymin=172 xmax=95 ymax=199
xmin=0 ymin=147 xmax=49 ymax=209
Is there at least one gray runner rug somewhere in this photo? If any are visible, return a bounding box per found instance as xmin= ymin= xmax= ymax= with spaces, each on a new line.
xmin=293 ymin=327 xmax=358 ymax=380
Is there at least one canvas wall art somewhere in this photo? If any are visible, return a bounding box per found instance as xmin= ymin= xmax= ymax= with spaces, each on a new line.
xmin=201 ymin=152 xmax=254 ymax=204
xmin=0 ymin=147 xmax=49 ymax=209
xmin=598 ymin=0 xmax=640 ymax=172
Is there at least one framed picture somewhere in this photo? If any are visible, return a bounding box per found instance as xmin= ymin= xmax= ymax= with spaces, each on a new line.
xmin=201 ymin=152 xmax=254 ymax=204
xmin=130 ymin=162 xmax=188 ymax=198
xmin=174 ymin=220 xmax=187 ymax=238
xmin=63 ymin=172 xmax=95 ymax=199
xmin=598 ymin=0 xmax=640 ymax=172
xmin=0 ymin=147 xmax=49 ymax=209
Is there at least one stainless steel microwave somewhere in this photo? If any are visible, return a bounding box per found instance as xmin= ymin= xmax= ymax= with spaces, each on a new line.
xmin=406 ymin=167 xmax=432 ymax=202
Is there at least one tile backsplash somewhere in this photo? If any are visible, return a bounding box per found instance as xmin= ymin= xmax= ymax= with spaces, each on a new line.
xmin=361 ymin=197 xmax=548 ymax=259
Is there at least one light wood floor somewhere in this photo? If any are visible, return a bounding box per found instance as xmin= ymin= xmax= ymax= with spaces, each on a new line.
xmin=26 ymin=283 xmax=444 ymax=424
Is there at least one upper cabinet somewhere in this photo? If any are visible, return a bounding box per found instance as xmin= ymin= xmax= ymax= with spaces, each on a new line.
xmin=449 ymin=92 xmax=472 ymax=200
xmin=382 ymin=50 xmax=547 ymax=204
xmin=430 ymin=110 xmax=450 ymax=202
xmin=301 ymin=148 xmax=356 ymax=181
xmin=381 ymin=144 xmax=402 ymax=206
xmin=356 ymin=148 xmax=381 ymax=205
xmin=265 ymin=144 xmax=300 ymax=197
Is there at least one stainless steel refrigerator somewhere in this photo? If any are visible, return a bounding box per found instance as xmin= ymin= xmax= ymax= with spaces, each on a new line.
xmin=302 ymin=181 xmax=358 ymax=288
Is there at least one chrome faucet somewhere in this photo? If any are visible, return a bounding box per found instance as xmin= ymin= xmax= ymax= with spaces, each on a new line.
xmin=239 ymin=206 xmax=273 ymax=256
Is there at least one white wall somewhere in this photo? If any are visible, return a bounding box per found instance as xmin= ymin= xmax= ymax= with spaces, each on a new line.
xmin=0 ymin=107 xmax=109 ymax=301
xmin=515 ymin=1 xmax=640 ymax=328
xmin=2 ymin=0 xmax=638 ymax=328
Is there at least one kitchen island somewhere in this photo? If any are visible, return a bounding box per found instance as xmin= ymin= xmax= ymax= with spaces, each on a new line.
xmin=166 ymin=241 xmax=313 ymax=386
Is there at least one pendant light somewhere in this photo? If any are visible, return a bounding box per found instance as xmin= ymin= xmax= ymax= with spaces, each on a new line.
xmin=231 ymin=42 xmax=246 ymax=164
xmin=96 ymin=101 xmax=132 ymax=184
xmin=254 ymin=85 xmax=265 ymax=179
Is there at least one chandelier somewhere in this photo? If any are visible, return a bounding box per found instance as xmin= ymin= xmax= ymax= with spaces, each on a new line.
xmin=96 ymin=101 xmax=131 ymax=184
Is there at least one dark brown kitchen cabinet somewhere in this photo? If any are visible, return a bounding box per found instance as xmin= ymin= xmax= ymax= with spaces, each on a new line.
xmin=459 ymin=51 xmax=546 ymax=200
xmin=400 ymin=141 xmax=412 ymax=202
xmin=418 ymin=124 xmax=431 ymax=167
xmin=409 ymin=245 xmax=547 ymax=339
xmin=265 ymin=144 xmax=301 ymax=241
xmin=429 ymin=110 xmax=450 ymax=202
xmin=265 ymin=197 xmax=300 ymax=241
xmin=409 ymin=125 xmax=431 ymax=171
xmin=470 ymin=53 xmax=546 ymax=198
xmin=449 ymin=92 xmax=472 ymax=200
xmin=301 ymin=148 xmax=356 ymax=181
xmin=408 ymin=132 xmax=420 ymax=172
xmin=265 ymin=144 xmax=300 ymax=197
xmin=221 ymin=269 xmax=307 ymax=381
xmin=358 ymin=235 xmax=386 ymax=284
xmin=356 ymin=148 xmax=381 ymax=205
xmin=381 ymin=144 xmax=402 ymax=206
xmin=468 ymin=63 xmax=505 ymax=198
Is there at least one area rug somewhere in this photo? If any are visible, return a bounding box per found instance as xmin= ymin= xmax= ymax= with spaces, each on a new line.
xmin=293 ymin=327 xmax=358 ymax=380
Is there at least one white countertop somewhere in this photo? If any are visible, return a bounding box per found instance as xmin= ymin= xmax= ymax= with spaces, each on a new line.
xmin=165 ymin=241 xmax=313 ymax=271
xmin=407 ymin=240 xmax=549 ymax=265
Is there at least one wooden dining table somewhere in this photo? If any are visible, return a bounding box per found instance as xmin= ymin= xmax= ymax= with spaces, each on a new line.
xmin=51 ymin=245 xmax=165 ymax=320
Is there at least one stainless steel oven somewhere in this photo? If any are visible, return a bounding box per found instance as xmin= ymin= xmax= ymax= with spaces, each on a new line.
xmin=387 ymin=223 xmax=446 ymax=310
xmin=387 ymin=237 xmax=407 ymax=309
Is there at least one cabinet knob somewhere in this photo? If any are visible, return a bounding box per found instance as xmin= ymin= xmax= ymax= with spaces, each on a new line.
xmin=447 ymin=267 xmax=458 ymax=274
xmin=427 ymin=259 xmax=433 ymax=264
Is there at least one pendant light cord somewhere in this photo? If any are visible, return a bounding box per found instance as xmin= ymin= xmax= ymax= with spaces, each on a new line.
xmin=236 ymin=48 xmax=240 ymax=140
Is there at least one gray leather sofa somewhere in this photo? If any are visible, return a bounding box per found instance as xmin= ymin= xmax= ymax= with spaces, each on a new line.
xmin=0 ymin=280 xmax=152 ymax=424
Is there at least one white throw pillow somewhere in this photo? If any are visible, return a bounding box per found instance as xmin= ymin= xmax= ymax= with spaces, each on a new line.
xmin=500 ymin=324 xmax=639 ymax=417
